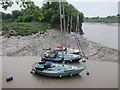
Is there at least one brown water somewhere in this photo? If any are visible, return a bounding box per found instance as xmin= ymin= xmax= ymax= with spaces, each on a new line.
xmin=83 ymin=23 xmax=118 ymax=49
xmin=0 ymin=56 xmax=2 ymax=90
xmin=2 ymin=56 xmax=118 ymax=88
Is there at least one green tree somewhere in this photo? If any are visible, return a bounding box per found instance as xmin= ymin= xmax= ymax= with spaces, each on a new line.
xmin=41 ymin=2 xmax=84 ymax=24
xmin=12 ymin=10 xmax=23 ymax=20
xmin=21 ymin=2 xmax=44 ymax=22
xmin=2 ymin=12 xmax=12 ymax=19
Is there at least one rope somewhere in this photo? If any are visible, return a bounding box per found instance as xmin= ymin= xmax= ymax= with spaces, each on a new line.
xmin=74 ymin=13 xmax=90 ymax=75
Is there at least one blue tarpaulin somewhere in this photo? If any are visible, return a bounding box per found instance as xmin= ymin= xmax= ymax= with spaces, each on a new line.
xmin=45 ymin=61 xmax=52 ymax=67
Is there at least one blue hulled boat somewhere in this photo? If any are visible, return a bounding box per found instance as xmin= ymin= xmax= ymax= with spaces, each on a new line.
xmin=41 ymin=51 xmax=82 ymax=62
xmin=32 ymin=61 xmax=85 ymax=77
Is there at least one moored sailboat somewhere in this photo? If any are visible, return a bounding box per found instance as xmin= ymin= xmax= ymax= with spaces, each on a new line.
xmin=31 ymin=61 xmax=85 ymax=77
xmin=41 ymin=50 xmax=82 ymax=62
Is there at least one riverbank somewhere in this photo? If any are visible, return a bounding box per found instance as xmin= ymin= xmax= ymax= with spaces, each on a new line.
xmin=2 ymin=22 xmax=50 ymax=36
xmin=2 ymin=29 xmax=118 ymax=62
xmin=84 ymin=16 xmax=119 ymax=23
xmin=83 ymin=22 xmax=118 ymax=26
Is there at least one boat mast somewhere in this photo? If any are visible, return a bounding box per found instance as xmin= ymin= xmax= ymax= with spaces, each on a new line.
xmin=75 ymin=13 xmax=90 ymax=75
xmin=70 ymin=16 xmax=72 ymax=33
xmin=76 ymin=13 xmax=79 ymax=33
xmin=75 ymin=13 xmax=86 ymax=59
xmin=59 ymin=0 xmax=63 ymax=32
xmin=59 ymin=0 xmax=64 ymax=63
xmin=67 ymin=16 xmax=70 ymax=33
xmin=49 ymin=33 xmax=52 ymax=51
xmin=63 ymin=4 xmax=66 ymax=32
xmin=62 ymin=3 xmax=68 ymax=54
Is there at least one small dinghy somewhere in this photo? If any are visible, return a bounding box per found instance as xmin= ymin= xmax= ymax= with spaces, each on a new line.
xmin=31 ymin=61 xmax=85 ymax=77
xmin=56 ymin=45 xmax=82 ymax=55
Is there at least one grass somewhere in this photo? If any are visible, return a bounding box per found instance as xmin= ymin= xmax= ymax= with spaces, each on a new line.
xmin=2 ymin=22 xmax=50 ymax=36
xmin=84 ymin=17 xmax=119 ymax=23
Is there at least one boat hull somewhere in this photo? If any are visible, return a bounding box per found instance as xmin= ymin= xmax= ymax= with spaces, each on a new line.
xmin=32 ymin=62 xmax=85 ymax=77
xmin=42 ymin=57 xmax=63 ymax=62
xmin=34 ymin=69 xmax=84 ymax=77
xmin=42 ymin=57 xmax=81 ymax=62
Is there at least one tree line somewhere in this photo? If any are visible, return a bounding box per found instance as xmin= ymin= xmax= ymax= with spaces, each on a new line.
xmin=84 ymin=14 xmax=119 ymax=23
xmin=2 ymin=2 xmax=84 ymax=27
xmin=85 ymin=14 xmax=119 ymax=19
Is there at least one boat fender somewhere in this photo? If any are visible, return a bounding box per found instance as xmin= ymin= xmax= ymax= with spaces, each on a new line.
xmin=32 ymin=71 xmax=35 ymax=74
xmin=59 ymin=75 xmax=62 ymax=78
xmin=6 ymin=76 xmax=13 ymax=81
xmin=30 ymin=70 xmax=33 ymax=73
xmin=30 ymin=70 xmax=35 ymax=74
xmin=70 ymin=60 xmax=72 ymax=62
xmin=70 ymin=73 xmax=72 ymax=77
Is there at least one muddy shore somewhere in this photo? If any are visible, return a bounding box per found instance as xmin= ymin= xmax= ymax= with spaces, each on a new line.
xmin=2 ymin=29 xmax=118 ymax=62
xmin=84 ymin=22 xmax=118 ymax=26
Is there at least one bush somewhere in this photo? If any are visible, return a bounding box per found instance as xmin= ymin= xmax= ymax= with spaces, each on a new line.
xmin=2 ymin=22 xmax=49 ymax=36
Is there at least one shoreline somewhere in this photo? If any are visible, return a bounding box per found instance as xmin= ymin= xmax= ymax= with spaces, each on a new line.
xmin=1 ymin=29 xmax=118 ymax=62
xmin=86 ymin=40 xmax=118 ymax=62
xmin=84 ymin=22 xmax=118 ymax=26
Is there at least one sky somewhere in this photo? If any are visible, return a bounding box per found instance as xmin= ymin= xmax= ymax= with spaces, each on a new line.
xmin=0 ymin=0 xmax=119 ymax=17
xmin=70 ymin=2 xmax=118 ymax=17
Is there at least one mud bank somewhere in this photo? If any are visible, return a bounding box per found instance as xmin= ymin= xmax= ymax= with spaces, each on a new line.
xmin=2 ymin=29 xmax=118 ymax=62
xmin=84 ymin=22 xmax=118 ymax=27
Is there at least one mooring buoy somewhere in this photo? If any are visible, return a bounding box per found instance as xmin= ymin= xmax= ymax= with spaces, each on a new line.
xmin=59 ymin=75 xmax=62 ymax=78
xmin=6 ymin=76 xmax=13 ymax=81
xmin=86 ymin=72 xmax=90 ymax=75
xmin=70 ymin=73 xmax=73 ymax=77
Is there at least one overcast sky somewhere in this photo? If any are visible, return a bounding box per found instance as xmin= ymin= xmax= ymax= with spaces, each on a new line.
xmin=70 ymin=2 xmax=118 ymax=17
xmin=0 ymin=0 xmax=119 ymax=17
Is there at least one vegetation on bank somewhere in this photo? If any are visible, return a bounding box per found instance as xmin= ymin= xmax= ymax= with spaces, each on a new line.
xmin=2 ymin=22 xmax=50 ymax=36
xmin=84 ymin=15 xmax=119 ymax=23
xmin=1 ymin=1 xmax=84 ymax=36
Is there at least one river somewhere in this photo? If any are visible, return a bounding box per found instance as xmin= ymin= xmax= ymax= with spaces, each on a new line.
xmin=2 ymin=56 xmax=118 ymax=88
xmin=83 ymin=23 xmax=118 ymax=49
